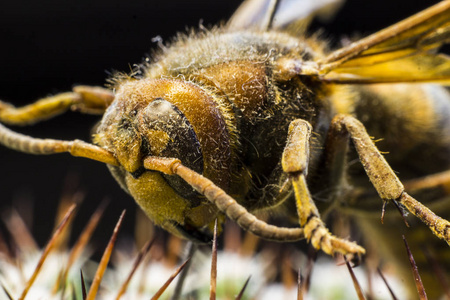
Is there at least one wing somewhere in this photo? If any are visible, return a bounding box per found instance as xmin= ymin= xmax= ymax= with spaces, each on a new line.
xmin=227 ymin=0 xmax=344 ymax=32
xmin=319 ymin=0 xmax=450 ymax=84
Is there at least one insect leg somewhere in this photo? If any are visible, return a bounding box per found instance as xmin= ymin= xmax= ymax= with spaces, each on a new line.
xmin=143 ymin=156 xmax=305 ymax=242
xmin=404 ymin=170 xmax=450 ymax=194
xmin=329 ymin=114 xmax=450 ymax=246
xmin=282 ymin=119 xmax=365 ymax=256
xmin=0 ymin=86 xmax=113 ymax=126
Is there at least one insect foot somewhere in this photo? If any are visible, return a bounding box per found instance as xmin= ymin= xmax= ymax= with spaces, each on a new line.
xmin=291 ymin=173 xmax=366 ymax=256
xmin=304 ymin=215 xmax=365 ymax=256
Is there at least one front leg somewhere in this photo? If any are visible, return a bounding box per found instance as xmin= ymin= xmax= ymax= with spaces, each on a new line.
xmin=329 ymin=114 xmax=450 ymax=245
xmin=0 ymin=86 xmax=113 ymax=125
xmin=282 ymin=119 xmax=365 ymax=256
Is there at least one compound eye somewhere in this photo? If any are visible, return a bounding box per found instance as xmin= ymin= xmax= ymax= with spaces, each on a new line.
xmin=139 ymin=98 xmax=204 ymax=203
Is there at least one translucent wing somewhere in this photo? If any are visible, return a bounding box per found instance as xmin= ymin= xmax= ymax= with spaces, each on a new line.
xmin=228 ymin=0 xmax=344 ymax=31
xmin=319 ymin=0 xmax=450 ymax=84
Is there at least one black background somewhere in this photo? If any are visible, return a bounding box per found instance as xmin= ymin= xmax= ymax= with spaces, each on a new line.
xmin=0 ymin=0 xmax=441 ymax=246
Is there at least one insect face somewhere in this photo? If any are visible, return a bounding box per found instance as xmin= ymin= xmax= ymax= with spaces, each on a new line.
xmin=94 ymin=78 xmax=236 ymax=241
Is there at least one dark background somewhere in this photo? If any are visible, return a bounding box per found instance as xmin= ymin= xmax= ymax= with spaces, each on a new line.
xmin=0 ymin=0 xmax=441 ymax=247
